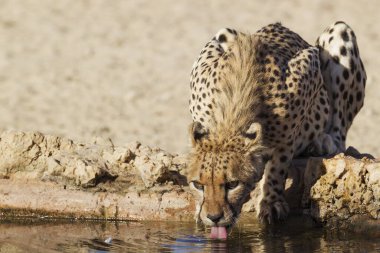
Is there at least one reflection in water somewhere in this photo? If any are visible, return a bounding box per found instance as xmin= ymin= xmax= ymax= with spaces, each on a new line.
xmin=0 ymin=214 xmax=379 ymax=253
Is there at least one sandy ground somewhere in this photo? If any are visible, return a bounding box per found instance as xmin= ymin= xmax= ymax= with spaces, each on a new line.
xmin=0 ymin=0 xmax=379 ymax=155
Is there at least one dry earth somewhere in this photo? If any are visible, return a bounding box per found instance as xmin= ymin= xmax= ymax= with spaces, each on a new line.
xmin=0 ymin=0 xmax=379 ymax=155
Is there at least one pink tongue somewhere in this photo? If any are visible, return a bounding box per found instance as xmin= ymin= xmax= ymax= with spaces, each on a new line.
xmin=210 ymin=226 xmax=227 ymax=239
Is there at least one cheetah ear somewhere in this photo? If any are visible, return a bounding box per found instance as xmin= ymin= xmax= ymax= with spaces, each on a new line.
xmin=189 ymin=121 xmax=209 ymax=145
xmin=242 ymin=122 xmax=262 ymax=144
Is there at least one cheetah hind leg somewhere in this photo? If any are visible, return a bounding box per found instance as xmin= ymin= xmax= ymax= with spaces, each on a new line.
xmin=304 ymin=133 xmax=338 ymax=156
xmin=316 ymin=21 xmax=366 ymax=154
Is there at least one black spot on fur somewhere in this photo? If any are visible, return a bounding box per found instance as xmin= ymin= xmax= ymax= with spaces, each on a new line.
xmin=332 ymin=56 xmax=340 ymax=64
xmin=218 ymin=34 xmax=227 ymax=43
xmin=340 ymin=46 xmax=347 ymax=56
xmin=353 ymin=45 xmax=358 ymax=57
xmin=339 ymin=83 xmax=345 ymax=92
xmin=274 ymin=188 xmax=283 ymax=195
xmin=343 ymin=91 xmax=348 ymax=100
xmin=341 ymin=31 xmax=349 ymax=42
xmin=304 ymin=122 xmax=310 ymax=131
xmin=343 ymin=69 xmax=349 ymax=80
xmin=349 ymin=59 xmax=355 ymax=73
xmin=349 ymin=94 xmax=354 ymax=104
xmin=356 ymin=91 xmax=363 ymax=102
xmin=334 ymin=21 xmax=346 ymax=26
xmin=356 ymin=71 xmax=362 ymax=82
xmin=323 ymin=59 xmax=330 ymax=70
xmin=279 ymin=155 xmax=288 ymax=163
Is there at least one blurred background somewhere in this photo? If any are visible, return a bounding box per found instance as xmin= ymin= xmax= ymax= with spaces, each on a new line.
xmin=0 ymin=0 xmax=378 ymax=155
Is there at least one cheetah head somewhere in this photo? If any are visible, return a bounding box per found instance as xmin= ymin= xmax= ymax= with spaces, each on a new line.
xmin=186 ymin=121 xmax=271 ymax=238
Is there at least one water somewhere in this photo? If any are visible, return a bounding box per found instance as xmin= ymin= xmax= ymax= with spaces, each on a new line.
xmin=0 ymin=215 xmax=379 ymax=253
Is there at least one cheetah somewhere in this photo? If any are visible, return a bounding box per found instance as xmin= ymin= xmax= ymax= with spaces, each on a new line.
xmin=186 ymin=22 xmax=366 ymax=238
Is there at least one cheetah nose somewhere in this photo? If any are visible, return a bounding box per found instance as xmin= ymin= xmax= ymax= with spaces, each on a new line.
xmin=207 ymin=213 xmax=224 ymax=224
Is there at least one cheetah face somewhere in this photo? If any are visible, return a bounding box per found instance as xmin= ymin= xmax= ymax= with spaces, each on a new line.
xmin=187 ymin=122 xmax=271 ymax=237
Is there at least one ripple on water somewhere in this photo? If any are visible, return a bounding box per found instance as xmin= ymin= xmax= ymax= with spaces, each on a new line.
xmin=0 ymin=216 xmax=379 ymax=253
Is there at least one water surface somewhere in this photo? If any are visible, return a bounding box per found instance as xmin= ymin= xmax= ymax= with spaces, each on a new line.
xmin=0 ymin=215 xmax=379 ymax=252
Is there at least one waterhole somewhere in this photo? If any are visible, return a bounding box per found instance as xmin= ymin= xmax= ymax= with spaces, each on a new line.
xmin=0 ymin=215 xmax=379 ymax=252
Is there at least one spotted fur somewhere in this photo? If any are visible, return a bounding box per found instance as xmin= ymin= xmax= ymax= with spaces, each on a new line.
xmin=187 ymin=22 xmax=366 ymax=227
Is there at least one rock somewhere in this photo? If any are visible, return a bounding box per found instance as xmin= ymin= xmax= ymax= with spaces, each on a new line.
xmin=103 ymin=146 xmax=135 ymax=164
xmin=133 ymin=145 xmax=171 ymax=188
xmin=308 ymin=155 xmax=380 ymax=222
xmin=0 ymin=131 xmax=116 ymax=187
xmin=240 ymin=153 xmax=380 ymax=233
xmin=0 ymin=179 xmax=195 ymax=221
xmin=0 ymin=130 xmax=379 ymax=234
xmin=0 ymin=131 xmax=187 ymax=189
xmin=132 ymin=144 xmax=187 ymax=188
xmin=0 ymin=131 xmax=72 ymax=179
xmin=0 ymin=131 xmax=193 ymax=221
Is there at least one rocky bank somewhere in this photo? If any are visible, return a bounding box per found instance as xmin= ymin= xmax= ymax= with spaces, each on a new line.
xmin=0 ymin=131 xmax=379 ymax=233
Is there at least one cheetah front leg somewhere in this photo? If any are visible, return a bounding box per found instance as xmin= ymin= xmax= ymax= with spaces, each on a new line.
xmin=255 ymin=149 xmax=290 ymax=223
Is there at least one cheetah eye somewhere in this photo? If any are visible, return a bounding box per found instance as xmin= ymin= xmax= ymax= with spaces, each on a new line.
xmin=242 ymin=131 xmax=256 ymax=140
xmin=191 ymin=181 xmax=204 ymax=191
xmin=225 ymin=181 xmax=240 ymax=190
xmin=243 ymin=122 xmax=261 ymax=141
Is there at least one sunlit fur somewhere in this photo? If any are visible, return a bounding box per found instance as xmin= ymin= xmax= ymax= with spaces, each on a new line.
xmin=212 ymin=34 xmax=265 ymax=134
xmin=187 ymin=34 xmax=271 ymax=227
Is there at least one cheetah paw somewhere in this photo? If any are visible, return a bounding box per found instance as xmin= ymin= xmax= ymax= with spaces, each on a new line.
xmin=258 ymin=199 xmax=289 ymax=224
